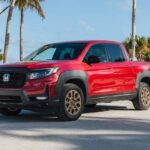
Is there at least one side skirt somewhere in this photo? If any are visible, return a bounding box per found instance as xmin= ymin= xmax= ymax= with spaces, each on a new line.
xmin=86 ymin=92 xmax=137 ymax=104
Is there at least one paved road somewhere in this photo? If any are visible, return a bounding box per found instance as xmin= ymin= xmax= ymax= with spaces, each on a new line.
xmin=0 ymin=101 xmax=150 ymax=150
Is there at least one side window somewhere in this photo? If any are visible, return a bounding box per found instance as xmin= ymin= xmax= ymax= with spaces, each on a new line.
xmin=84 ymin=44 xmax=108 ymax=63
xmin=105 ymin=44 xmax=125 ymax=62
xmin=59 ymin=48 xmax=73 ymax=60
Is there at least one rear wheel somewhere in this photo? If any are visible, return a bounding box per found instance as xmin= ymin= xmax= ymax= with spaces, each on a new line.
xmin=132 ymin=82 xmax=150 ymax=110
xmin=57 ymin=83 xmax=85 ymax=121
xmin=0 ymin=108 xmax=22 ymax=116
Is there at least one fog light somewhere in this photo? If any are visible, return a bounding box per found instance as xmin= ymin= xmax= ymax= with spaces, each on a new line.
xmin=36 ymin=97 xmax=48 ymax=100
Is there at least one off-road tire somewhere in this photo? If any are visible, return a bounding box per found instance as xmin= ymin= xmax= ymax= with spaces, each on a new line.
xmin=132 ymin=82 xmax=150 ymax=110
xmin=0 ymin=108 xmax=22 ymax=116
xmin=57 ymin=83 xmax=85 ymax=121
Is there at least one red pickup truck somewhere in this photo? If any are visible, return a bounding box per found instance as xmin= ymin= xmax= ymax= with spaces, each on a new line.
xmin=0 ymin=40 xmax=150 ymax=121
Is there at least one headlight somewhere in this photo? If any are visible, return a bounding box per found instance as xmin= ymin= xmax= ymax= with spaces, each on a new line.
xmin=28 ymin=67 xmax=59 ymax=80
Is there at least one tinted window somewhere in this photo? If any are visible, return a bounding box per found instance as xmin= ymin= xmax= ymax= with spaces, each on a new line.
xmin=24 ymin=43 xmax=87 ymax=61
xmin=84 ymin=44 xmax=108 ymax=63
xmin=105 ymin=44 xmax=125 ymax=62
xmin=30 ymin=47 xmax=56 ymax=61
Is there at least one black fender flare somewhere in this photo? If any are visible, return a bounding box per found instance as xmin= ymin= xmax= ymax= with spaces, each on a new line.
xmin=136 ymin=71 xmax=150 ymax=89
xmin=55 ymin=70 xmax=88 ymax=98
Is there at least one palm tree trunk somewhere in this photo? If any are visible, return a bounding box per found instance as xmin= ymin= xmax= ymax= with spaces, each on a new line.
xmin=20 ymin=9 xmax=24 ymax=61
xmin=3 ymin=0 xmax=16 ymax=63
xmin=132 ymin=0 xmax=136 ymax=60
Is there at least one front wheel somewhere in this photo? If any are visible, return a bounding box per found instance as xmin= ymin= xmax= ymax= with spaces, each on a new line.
xmin=57 ymin=83 xmax=85 ymax=121
xmin=132 ymin=82 xmax=150 ymax=110
xmin=0 ymin=108 xmax=22 ymax=116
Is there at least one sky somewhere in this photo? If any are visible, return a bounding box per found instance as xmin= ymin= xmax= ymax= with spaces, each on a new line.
xmin=0 ymin=0 xmax=150 ymax=62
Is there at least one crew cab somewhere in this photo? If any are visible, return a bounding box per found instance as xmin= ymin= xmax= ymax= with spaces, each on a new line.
xmin=0 ymin=40 xmax=150 ymax=121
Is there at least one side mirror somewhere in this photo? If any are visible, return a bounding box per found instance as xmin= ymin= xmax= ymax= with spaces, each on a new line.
xmin=87 ymin=55 xmax=100 ymax=64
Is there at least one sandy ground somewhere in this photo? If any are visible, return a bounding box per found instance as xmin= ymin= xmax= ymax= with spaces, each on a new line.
xmin=0 ymin=101 xmax=150 ymax=150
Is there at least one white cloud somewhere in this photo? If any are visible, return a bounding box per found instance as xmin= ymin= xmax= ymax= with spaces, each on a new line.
xmin=79 ymin=20 xmax=96 ymax=32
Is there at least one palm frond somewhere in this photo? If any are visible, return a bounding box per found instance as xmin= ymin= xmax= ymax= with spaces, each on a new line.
xmin=14 ymin=0 xmax=45 ymax=18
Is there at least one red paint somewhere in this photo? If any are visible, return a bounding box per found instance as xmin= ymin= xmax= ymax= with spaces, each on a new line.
xmin=0 ymin=40 xmax=150 ymax=98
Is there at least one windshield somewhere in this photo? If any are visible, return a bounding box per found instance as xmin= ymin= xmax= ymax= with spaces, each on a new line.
xmin=24 ymin=43 xmax=87 ymax=61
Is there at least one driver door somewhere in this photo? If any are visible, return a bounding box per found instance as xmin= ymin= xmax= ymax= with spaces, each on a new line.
xmin=83 ymin=44 xmax=115 ymax=97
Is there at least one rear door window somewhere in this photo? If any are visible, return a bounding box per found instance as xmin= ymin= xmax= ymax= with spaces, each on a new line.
xmin=104 ymin=44 xmax=125 ymax=62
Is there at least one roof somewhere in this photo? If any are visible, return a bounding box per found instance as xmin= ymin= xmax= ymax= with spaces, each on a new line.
xmin=46 ymin=40 xmax=122 ymax=46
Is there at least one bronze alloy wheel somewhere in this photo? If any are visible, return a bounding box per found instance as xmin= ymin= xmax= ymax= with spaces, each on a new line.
xmin=132 ymin=82 xmax=150 ymax=110
xmin=65 ymin=90 xmax=82 ymax=116
xmin=58 ymin=83 xmax=84 ymax=121
xmin=141 ymin=86 xmax=150 ymax=107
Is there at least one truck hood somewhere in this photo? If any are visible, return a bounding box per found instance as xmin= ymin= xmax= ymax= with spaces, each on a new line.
xmin=0 ymin=60 xmax=78 ymax=69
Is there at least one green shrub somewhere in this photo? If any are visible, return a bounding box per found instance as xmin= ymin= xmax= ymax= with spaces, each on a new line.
xmin=145 ymin=52 xmax=150 ymax=61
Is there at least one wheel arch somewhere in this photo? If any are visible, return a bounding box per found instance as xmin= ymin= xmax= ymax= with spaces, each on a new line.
xmin=55 ymin=71 xmax=88 ymax=101
xmin=136 ymin=71 xmax=150 ymax=89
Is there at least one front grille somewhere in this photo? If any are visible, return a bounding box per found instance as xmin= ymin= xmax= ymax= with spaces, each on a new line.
xmin=0 ymin=95 xmax=22 ymax=103
xmin=0 ymin=72 xmax=26 ymax=88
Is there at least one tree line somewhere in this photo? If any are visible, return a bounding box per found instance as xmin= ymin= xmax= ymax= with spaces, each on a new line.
xmin=124 ymin=36 xmax=150 ymax=61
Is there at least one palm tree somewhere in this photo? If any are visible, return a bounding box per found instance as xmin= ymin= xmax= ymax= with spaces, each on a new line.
xmin=131 ymin=0 xmax=136 ymax=60
xmin=124 ymin=36 xmax=150 ymax=61
xmin=15 ymin=0 xmax=45 ymax=61
xmin=3 ymin=0 xmax=16 ymax=63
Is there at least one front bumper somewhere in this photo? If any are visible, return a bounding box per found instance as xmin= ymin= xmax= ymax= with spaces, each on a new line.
xmin=0 ymin=89 xmax=60 ymax=111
